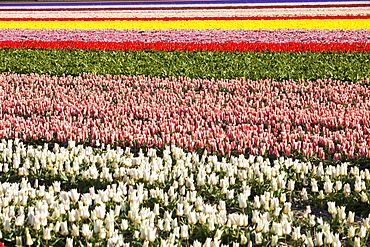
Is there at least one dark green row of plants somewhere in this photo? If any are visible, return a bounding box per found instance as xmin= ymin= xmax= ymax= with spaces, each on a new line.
xmin=1 ymin=48 xmax=370 ymax=81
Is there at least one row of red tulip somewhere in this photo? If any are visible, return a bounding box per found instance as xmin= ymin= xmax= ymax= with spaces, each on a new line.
xmin=0 ymin=40 xmax=369 ymax=51
xmin=1 ymin=73 xmax=370 ymax=160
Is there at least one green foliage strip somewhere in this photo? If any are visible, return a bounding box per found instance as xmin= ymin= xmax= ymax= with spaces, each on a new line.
xmin=0 ymin=48 xmax=369 ymax=81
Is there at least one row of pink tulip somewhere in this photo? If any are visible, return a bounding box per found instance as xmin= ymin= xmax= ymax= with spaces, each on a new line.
xmin=1 ymin=28 xmax=370 ymax=44
xmin=1 ymin=73 xmax=370 ymax=159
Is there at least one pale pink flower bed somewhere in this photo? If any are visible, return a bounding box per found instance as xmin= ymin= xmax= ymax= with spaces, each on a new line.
xmin=1 ymin=28 xmax=370 ymax=43
xmin=1 ymin=72 xmax=370 ymax=160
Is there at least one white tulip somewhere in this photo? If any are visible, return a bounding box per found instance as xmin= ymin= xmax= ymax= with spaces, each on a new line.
xmin=145 ymin=226 xmax=157 ymax=242
xmin=214 ymin=229 xmax=223 ymax=240
xmin=363 ymin=217 xmax=370 ymax=229
xmin=192 ymin=240 xmax=202 ymax=247
xmin=188 ymin=211 xmax=197 ymax=225
xmin=337 ymin=206 xmax=346 ymax=221
xmin=211 ymin=239 xmax=221 ymax=247
xmin=354 ymin=237 xmax=361 ymax=247
xmin=361 ymin=191 xmax=368 ymax=203
xmin=15 ymin=213 xmax=25 ymax=226
xmin=252 ymin=196 xmax=261 ymax=209
xmin=335 ymin=181 xmax=342 ymax=191
xmin=343 ymin=183 xmax=351 ymax=197
xmin=3 ymin=218 xmax=11 ymax=232
xmin=180 ymin=225 xmax=189 ymax=239
xmin=70 ymin=189 xmax=80 ymax=203
xmin=59 ymin=221 xmax=69 ymax=236
xmin=172 ymin=218 xmax=178 ymax=229
xmin=65 ymin=237 xmax=73 ymax=247
xmin=208 ymin=216 xmax=215 ymax=231
xmin=71 ymin=224 xmax=79 ymax=237
xmin=311 ymin=178 xmax=319 ymax=193
xmin=287 ymin=180 xmax=295 ymax=191
xmin=99 ymin=228 xmax=107 ymax=240
xmin=280 ymin=193 xmax=286 ymax=203
xmin=226 ymin=189 xmax=234 ymax=200
xmin=314 ymin=232 xmax=324 ymax=246
xmin=238 ymin=214 xmax=249 ymax=227
xmin=359 ymin=225 xmax=367 ymax=238
xmin=255 ymin=232 xmax=263 ymax=245
xmin=322 ymin=223 xmax=330 ymax=235
xmin=160 ymin=239 xmax=169 ymax=247
xmin=316 ymin=190 xmax=324 ymax=200
xmin=347 ymin=211 xmax=355 ymax=224
xmin=282 ymin=220 xmax=292 ymax=235
xmin=121 ymin=219 xmax=129 ymax=231
xmin=306 ymin=236 xmax=314 ymax=247
xmin=238 ymin=192 xmax=248 ymax=209
xmin=292 ymin=226 xmax=301 ymax=240
xmin=164 ymin=219 xmax=171 ymax=232
xmin=25 ymin=228 xmax=33 ymax=246
xmin=272 ymin=222 xmax=282 ymax=236
xmin=153 ymin=203 xmax=160 ymax=216
xmin=324 ymin=232 xmax=333 ymax=244
xmin=332 ymin=233 xmax=341 ymax=247
xmin=240 ymin=234 xmax=248 ymax=245
xmin=271 ymin=235 xmax=278 ymax=246
xmin=327 ymin=201 xmax=337 ymax=215
xmin=283 ymin=202 xmax=291 ymax=214
xmin=43 ymin=227 xmax=52 ymax=241
xmin=323 ymin=177 xmax=333 ymax=194
xmin=301 ymin=188 xmax=308 ymax=201
xmin=53 ymin=221 xmax=61 ymax=233
xmin=177 ymin=203 xmax=184 ymax=216
xmin=309 ymin=215 xmax=316 ymax=227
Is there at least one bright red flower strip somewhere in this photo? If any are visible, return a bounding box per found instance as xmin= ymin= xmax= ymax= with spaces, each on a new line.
xmin=1 ymin=40 xmax=370 ymax=51
xmin=0 ymin=15 xmax=369 ymax=21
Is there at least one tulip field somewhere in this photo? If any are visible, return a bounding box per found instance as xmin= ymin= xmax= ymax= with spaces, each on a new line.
xmin=0 ymin=5 xmax=370 ymax=247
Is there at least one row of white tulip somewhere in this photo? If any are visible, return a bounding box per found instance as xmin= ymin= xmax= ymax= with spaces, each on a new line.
xmin=0 ymin=138 xmax=369 ymax=246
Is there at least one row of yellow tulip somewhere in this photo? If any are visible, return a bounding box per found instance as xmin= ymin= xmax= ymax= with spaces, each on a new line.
xmin=1 ymin=18 xmax=370 ymax=30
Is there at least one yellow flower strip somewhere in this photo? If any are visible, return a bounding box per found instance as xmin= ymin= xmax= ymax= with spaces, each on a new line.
xmin=1 ymin=19 xmax=370 ymax=29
